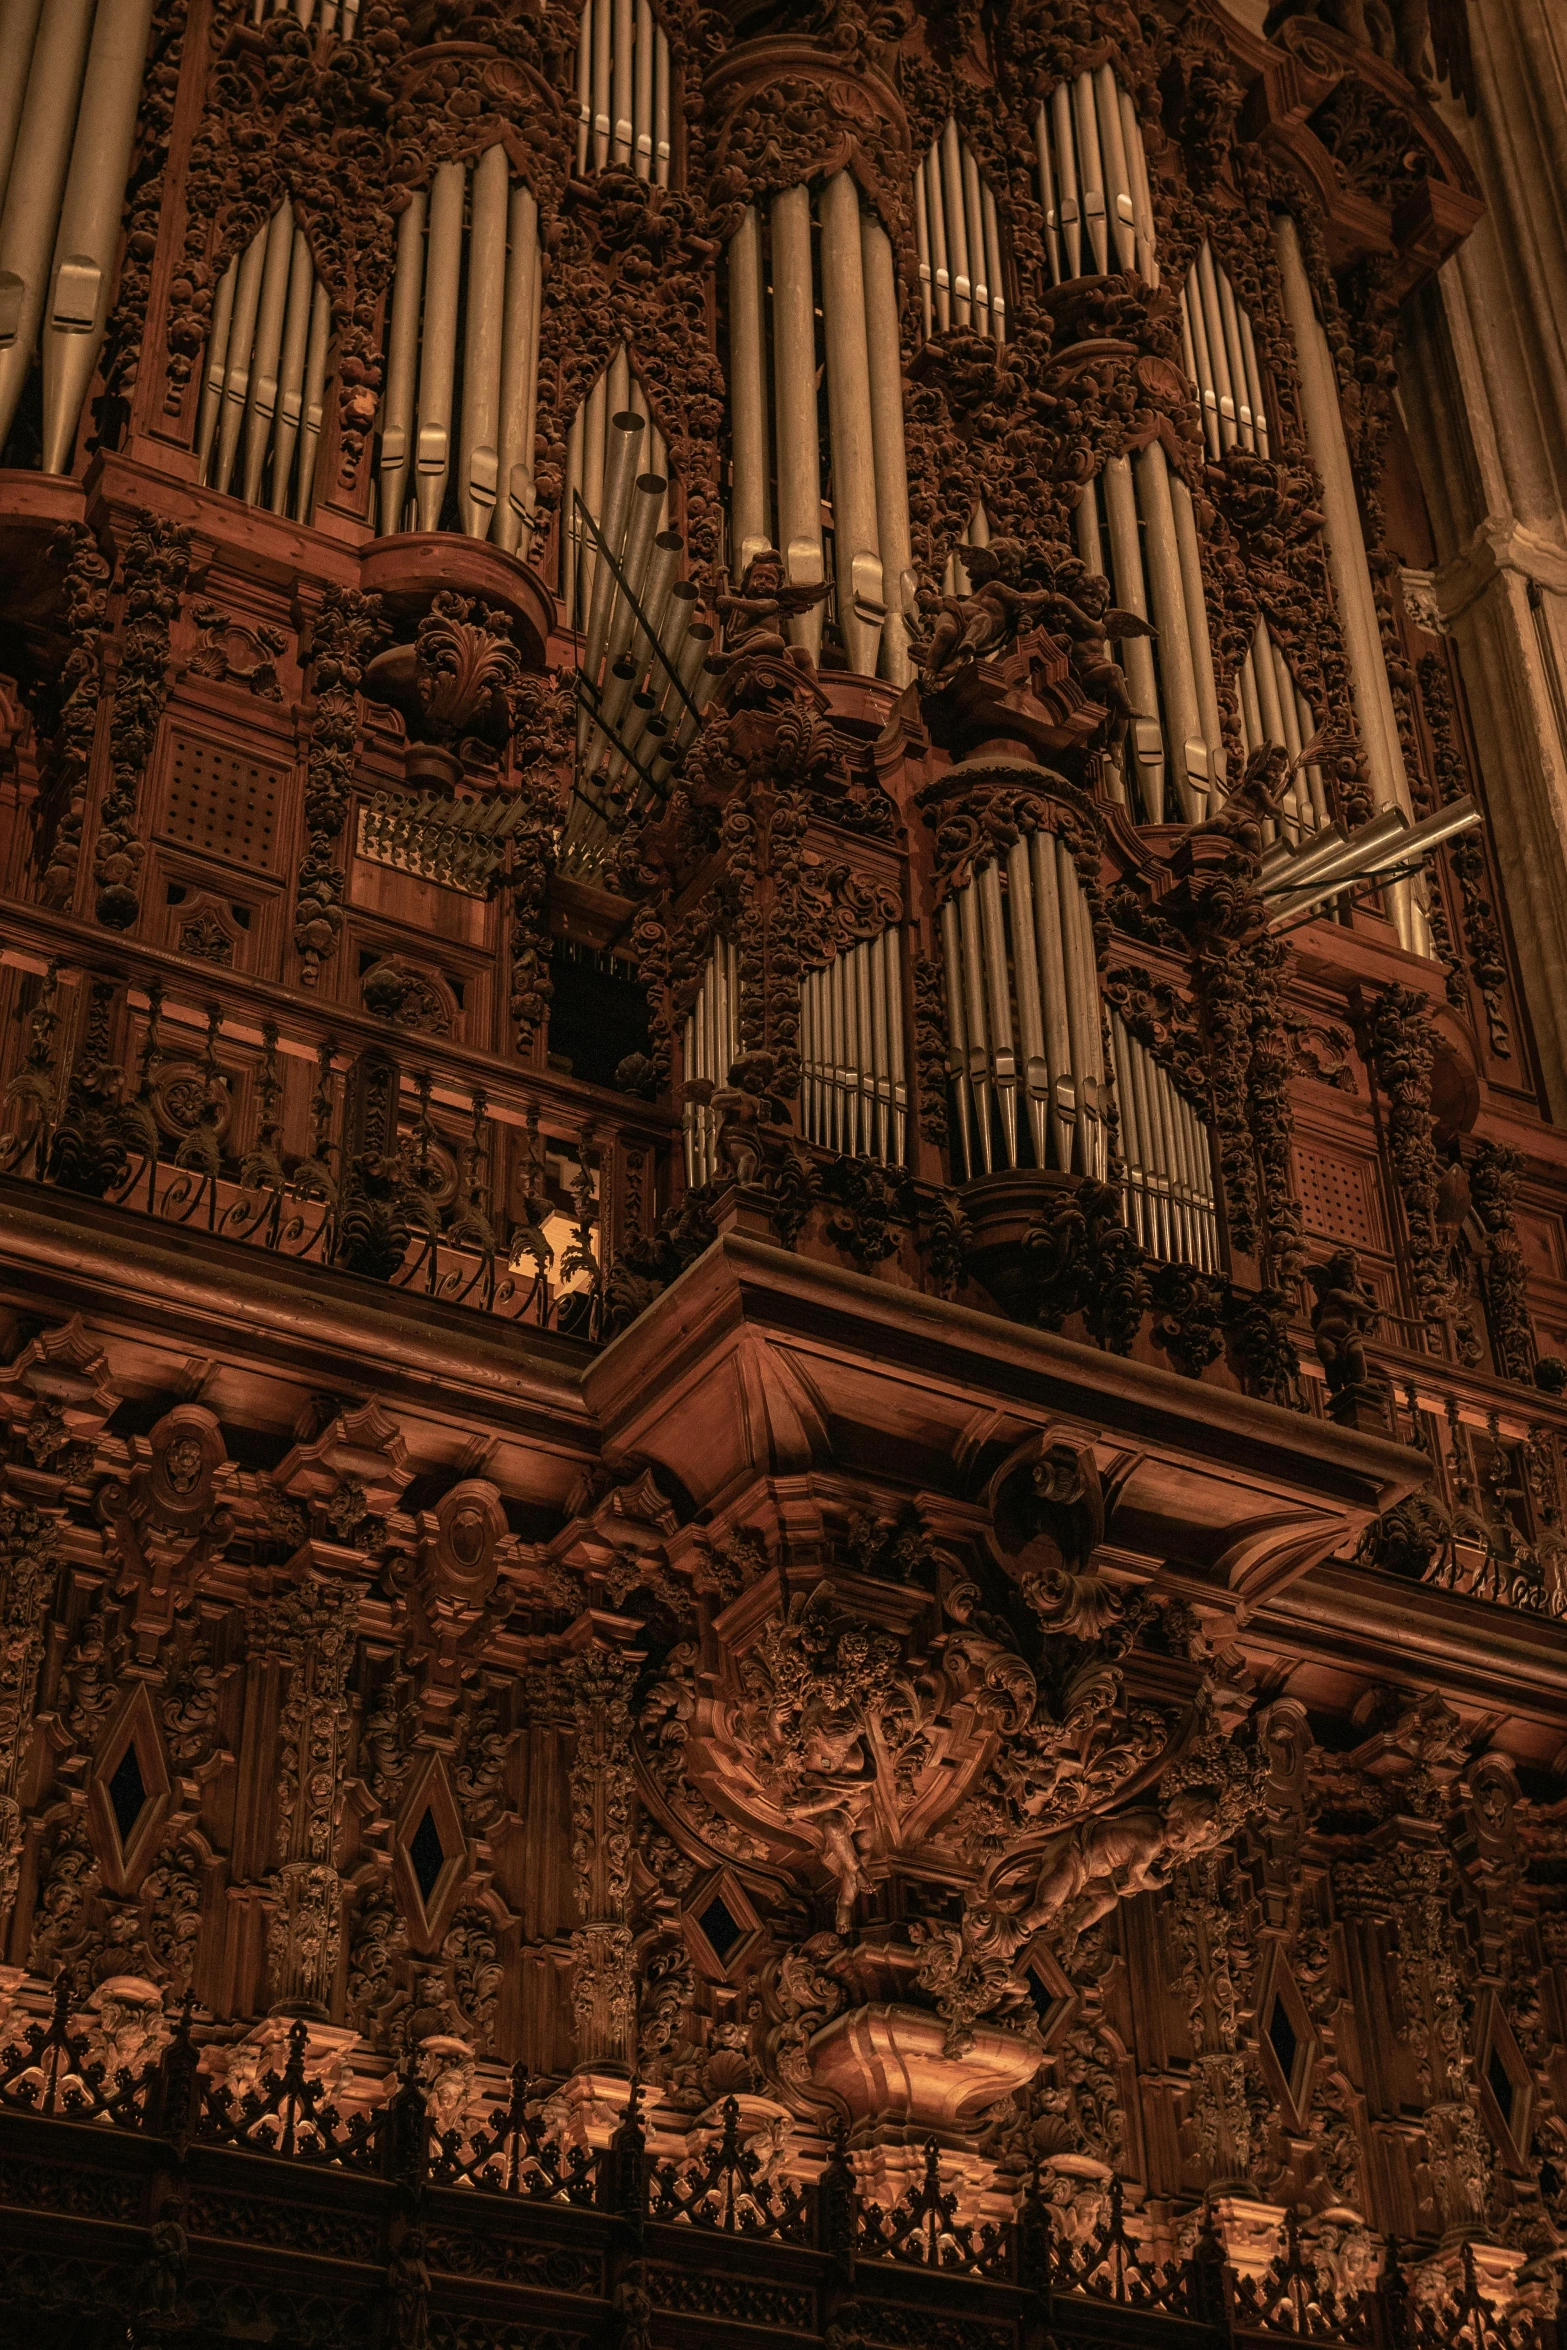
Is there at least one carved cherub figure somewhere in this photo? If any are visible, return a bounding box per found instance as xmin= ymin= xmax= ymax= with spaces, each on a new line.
xmin=716 ymin=550 xmax=828 ymax=670
xmin=1035 ymin=556 xmax=1156 ymax=751
xmin=913 ymin=537 xmax=1053 ymax=688
xmin=1005 ymin=1787 xmax=1223 ymax=1951
xmin=706 ymin=1050 xmax=794 ymax=1187
xmin=1305 ymin=1247 xmax=1380 ymax=1397
xmin=1188 ymin=734 xmax=1320 ymax=860
xmin=789 ymin=1690 xmax=877 ymax=1933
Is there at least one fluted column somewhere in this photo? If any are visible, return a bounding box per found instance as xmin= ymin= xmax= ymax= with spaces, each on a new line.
xmin=1399 ymin=0 xmax=1567 ymax=1117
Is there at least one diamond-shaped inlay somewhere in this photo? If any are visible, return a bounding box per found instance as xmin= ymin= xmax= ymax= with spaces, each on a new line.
xmin=1267 ymin=1994 xmax=1300 ymax=2085
xmin=699 ymin=1895 xmax=744 ymax=1964
xmin=1488 ymin=2045 xmax=1515 ymax=2127
xmin=409 ymin=1806 xmax=446 ymax=1905
xmin=107 ymin=1743 xmax=149 ymax=1846
xmin=1478 ymin=2000 xmax=1531 ymax=2158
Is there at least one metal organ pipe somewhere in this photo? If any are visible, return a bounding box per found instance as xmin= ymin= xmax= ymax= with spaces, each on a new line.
xmin=1134 ymin=439 xmax=1210 ymax=817
xmin=0 ymin=0 xmax=98 ymax=460
xmin=414 ymin=160 xmax=463 ymax=531
xmin=914 ymin=123 xmax=1003 ymax=344
xmin=861 ymin=215 xmax=914 ymax=688
xmin=214 ymin=224 xmax=268 ymax=498
xmin=39 ymin=0 xmax=159 ymax=475
xmin=380 ymin=191 xmax=426 ymax=534
xmin=458 ymin=141 xmax=508 ymax=538
xmin=819 ymin=170 xmax=885 ymax=679
xmin=1272 ymin=211 xmax=1426 ymax=955
xmin=497 ymin=181 xmax=541 ymax=556
xmin=770 ymin=182 xmax=825 ymax=663
xmin=1034 ymin=71 xmax=1153 ymax=290
xmin=269 ymin=228 xmax=315 ymax=515
xmin=240 ymin=201 xmax=296 ymax=508
xmin=727 ymin=206 xmax=772 ymax=578
xmin=0 ymin=1 xmax=46 ymax=214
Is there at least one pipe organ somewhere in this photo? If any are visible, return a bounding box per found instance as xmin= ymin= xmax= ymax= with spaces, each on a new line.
xmin=575 ymin=0 xmax=671 ymax=184
xmin=940 ymin=832 xmax=1108 ymax=1183
xmin=1032 ymin=68 xmax=1157 ymax=286
xmin=196 ymin=201 xmax=330 ymax=521
xmin=562 ymin=402 xmax=715 ymax=876
xmin=725 ymin=179 xmax=915 ymax=684
xmin=0 ymin=0 xmax=159 ymax=473
xmin=1111 ymin=1012 xmax=1220 ymax=1270
xmin=1076 ymin=450 xmax=1226 ymax=822
xmin=681 ymin=939 xmax=741 ymax=1188
xmin=562 ymin=348 xmax=671 ymax=629
xmin=913 ymin=121 xmax=1006 ymax=343
xmin=374 ymin=147 xmax=544 ymax=549
xmin=1181 ymin=241 xmax=1270 ymax=461
xmin=800 ymin=931 xmax=908 ymax=1168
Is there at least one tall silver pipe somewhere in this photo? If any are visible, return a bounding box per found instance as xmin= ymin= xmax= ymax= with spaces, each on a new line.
xmin=727 ymin=206 xmax=772 ymax=577
xmin=941 ymin=120 xmax=971 ymax=326
xmin=591 ymin=0 xmax=610 ymax=171
xmin=269 ymin=229 xmax=315 ymax=515
xmin=580 ymin=397 xmax=640 ymax=675
xmin=1008 ymin=837 xmax=1049 ymax=1169
xmin=611 ymin=0 xmax=633 ymax=167
xmin=41 ymin=0 xmax=160 ymax=476
xmin=770 ymin=183 xmax=824 ymax=660
xmin=940 ymin=895 xmax=971 ymax=1180
xmin=977 ymin=859 xmax=1018 ymax=1167
xmin=924 ymin=139 xmax=952 ymax=330
xmin=380 ymin=191 xmax=426 ymax=536
xmin=885 ymin=928 xmax=907 ymax=1165
xmin=0 ymin=0 xmax=98 ymax=460
xmin=1101 ymin=457 xmax=1163 ymax=819
xmin=819 ymin=170 xmax=883 ymax=678
xmin=240 ymin=201 xmax=295 ymax=506
xmin=653 ymin=25 xmax=670 ymax=185
xmin=981 ymin=181 xmax=1005 ymax=344
xmin=1094 ymin=65 xmax=1136 ymax=274
xmin=194 ymin=258 xmax=237 ymax=475
xmin=575 ymin=0 xmax=592 ymax=175
xmin=633 ymin=0 xmax=654 ymax=180
xmin=459 ymin=142 xmax=508 ymax=538
xmin=1071 ymin=71 xmax=1108 ymax=273
xmin=1122 ymin=85 xmax=1158 ymax=286
xmin=1135 ymin=440 xmax=1207 ymax=817
xmin=1196 ymin=243 xmax=1237 ymax=451
xmin=1172 ymin=467 xmax=1224 ymax=791
xmin=913 ymin=160 xmax=935 ymax=336
xmin=1029 ymin=830 xmax=1072 ymax=1172
xmin=296 ymin=280 xmax=329 ymax=520
xmin=496 ymin=181 xmax=540 ymax=556
xmin=1031 ymin=104 xmax=1062 ymax=285
xmin=0 ymin=1 xmax=47 ymax=216
xmin=1050 ymin=82 xmax=1081 ymax=279
xmin=414 ymin=159 xmax=464 ymax=531
xmin=214 ymin=222 xmax=268 ymax=496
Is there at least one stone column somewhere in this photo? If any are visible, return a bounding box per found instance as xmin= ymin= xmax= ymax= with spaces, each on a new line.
xmin=1398 ymin=0 xmax=1567 ymax=1116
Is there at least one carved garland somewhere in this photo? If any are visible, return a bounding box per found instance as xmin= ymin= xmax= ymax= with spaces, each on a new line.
xmin=92 ymin=516 xmax=192 ymax=932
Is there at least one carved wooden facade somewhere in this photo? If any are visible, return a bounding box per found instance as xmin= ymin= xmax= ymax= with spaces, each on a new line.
xmin=1 ymin=2 xmax=1567 ymax=2348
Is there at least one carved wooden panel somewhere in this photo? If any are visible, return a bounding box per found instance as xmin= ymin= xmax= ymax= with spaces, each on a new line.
xmin=1293 ymin=1139 xmax=1390 ymax=1252
xmin=156 ymin=730 xmax=288 ymax=875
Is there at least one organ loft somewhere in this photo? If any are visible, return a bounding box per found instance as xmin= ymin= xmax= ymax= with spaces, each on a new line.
xmin=5 ymin=0 xmax=1567 ymax=2342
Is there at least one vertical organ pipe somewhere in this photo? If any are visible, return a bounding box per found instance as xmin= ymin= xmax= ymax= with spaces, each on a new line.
xmin=1172 ymin=470 xmax=1224 ymax=789
xmin=1101 ymin=458 xmax=1163 ymax=820
xmin=415 ymin=160 xmax=464 ymax=531
xmin=1049 ymin=83 xmax=1082 ymax=280
xmin=611 ymin=0 xmax=633 ymax=166
xmin=297 ymin=281 xmax=329 ymax=519
xmin=214 ymin=224 xmax=267 ymax=497
xmin=633 ymin=0 xmax=654 ymax=178
xmin=0 ymin=1 xmax=46 ymax=216
xmin=380 ymin=191 xmax=426 ymax=535
xmin=497 ymin=181 xmax=540 ymax=556
xmin=940 ymin=897 xmax=971 ymax=1180
xmin=819 ymin=170 xmax=884 ymax=678
xmin=1135 ymin=440 xmax=1208 ymax=816
xmin=941 ymin=121 xmax=972 ymax=326
xmin=0 ymin=0 xmax=97 ymax=459
xmin=1008 ymin=838 xmax=1049 ymax=1168
xmin=1272 ymin=211 xmax=1424 ymax=954
xmin=269 ymin=228 xmax=314 ymax=516
xmin=770 ymin=183 xmax=824 ymax=659
xmin=40 ymin=0 xmax=160 ymax=476
xmin=240 ymin=201 xmax=295 ymax=507
xmin=957 ymin=880 xmax=994 ymax=1175
xmin=977 ymin=858 xmax=1018 ymax=1166
xmin=194 ymin=260 xmax=237 ymax=474
xmin=1029 ymin=829 xmax=1073 ymax=1171
xmin=1071 ymin=72 xmax=1108 ymax=274
xmin=727 ymin=206 xmax=772 ymax=577
xmin=1094 ymin=64 xmax=1137 ymax=274
xmin=653 ymin=26 xmax=670 ymax=185
xmin=459 ymin=141 xmax=508 ymax=538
